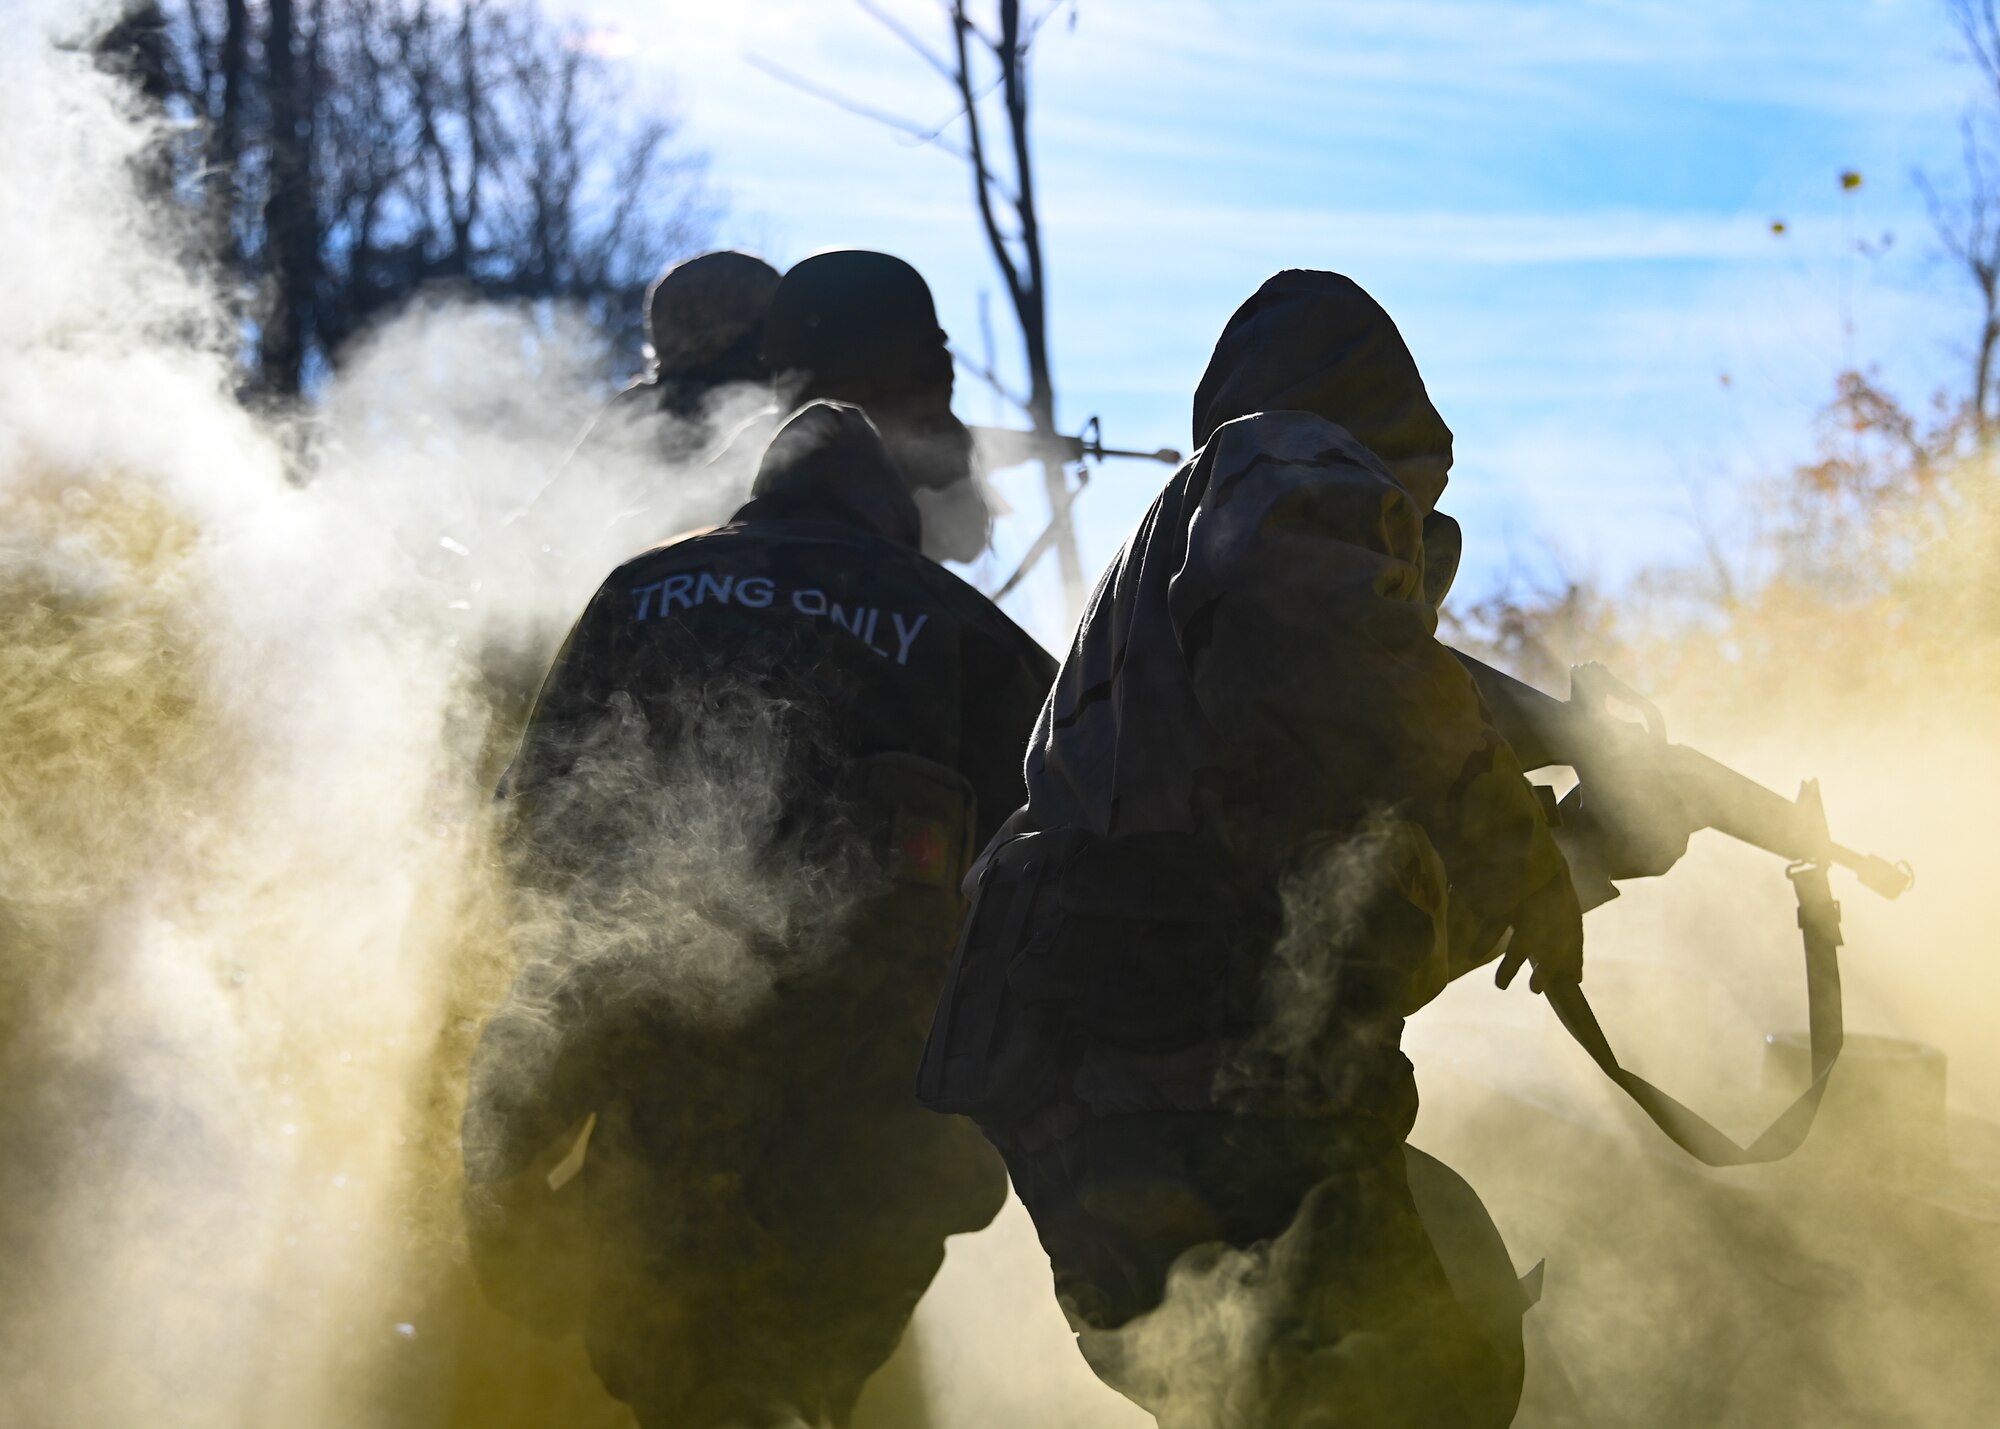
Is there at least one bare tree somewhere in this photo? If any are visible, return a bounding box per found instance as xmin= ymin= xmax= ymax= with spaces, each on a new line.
xmin=259 ymin=0 xmax=315 ymax=392
xmin=1916 ymin=0 xmax=2000 ymax=441
xmin=90 ymin=3 xmax=178 ymax=200
xmin=945 ymin=2 xmax=1084 ymax=607
xmin=131 ymin=1 xmax=713 ymax=396
xmin=756 ymin=0 xmax=1092 ymax=614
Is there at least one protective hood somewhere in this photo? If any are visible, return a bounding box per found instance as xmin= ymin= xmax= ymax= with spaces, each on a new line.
xmin=739 ymin=400 xmax=924 ymax=549
xmin=1191 ymin=270 xmax=1454 ymax=512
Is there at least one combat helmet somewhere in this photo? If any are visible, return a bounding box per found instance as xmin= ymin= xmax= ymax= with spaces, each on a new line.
xmin=762 ymin=249 xmax=951 ymax=396
xmin=646 ymin=250 xmax=783 ymax=380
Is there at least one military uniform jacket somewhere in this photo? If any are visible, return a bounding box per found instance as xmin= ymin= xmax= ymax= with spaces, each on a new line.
xmin=468 ymin=417 xmax=1051 ymax=1344
xmin=510 ymin=473 xmax=1056 ymax=875
xmin=475 ymin=412 xmax=1054 ymax=1185
xmin=1022 ymin=409 xmax=1568 ymax=1016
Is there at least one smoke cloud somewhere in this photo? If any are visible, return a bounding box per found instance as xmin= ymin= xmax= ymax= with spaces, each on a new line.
xmin=1396 ymin=465 xmax=2000 ymax=1420
xmin=16 ymin=5 xmax=2000 ymax=1429
xmin=0 ymin=8 xmax=830 ymax=1426
xmin=0 ymin=10 xmax=1129 ymax=1429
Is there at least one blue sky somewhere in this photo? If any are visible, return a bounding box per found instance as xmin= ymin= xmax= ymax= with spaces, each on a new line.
xmin=584 ymin=0 xmax=1980 ymax=647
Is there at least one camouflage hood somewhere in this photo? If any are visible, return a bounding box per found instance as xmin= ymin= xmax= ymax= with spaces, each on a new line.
xmin=1191 ymin=270 xmax=1454 ymax=512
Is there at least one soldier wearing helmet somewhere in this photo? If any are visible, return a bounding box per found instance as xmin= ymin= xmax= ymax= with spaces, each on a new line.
xmin=518 ymin=251 xmax=784 ymax=575
xmin=642 ymin=249 xmax=784 ymax=415
xmin=742 ymin=249 xmax=994 ymax=567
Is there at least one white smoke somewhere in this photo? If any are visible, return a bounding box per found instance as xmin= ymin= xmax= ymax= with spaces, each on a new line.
xmin=0 ymin=10 xmax=1149 ymax=1429
xmin=0 ymin=9 xmax=763 ymax=1425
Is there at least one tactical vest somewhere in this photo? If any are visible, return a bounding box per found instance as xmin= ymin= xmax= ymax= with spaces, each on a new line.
xmin=917 ymin=827 xmax=1279 ymax=1123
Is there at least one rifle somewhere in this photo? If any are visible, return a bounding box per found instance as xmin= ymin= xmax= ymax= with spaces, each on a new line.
xmin=979 ymin=417 xmax=1185 ymax=601
xmin=1453 ymin=651 xmax=1914 ymax=1167
xmin=969 ymin=416 xmax=1182 ymax=472
xmin=1455 ymin=654 xmax=1912 ymax=909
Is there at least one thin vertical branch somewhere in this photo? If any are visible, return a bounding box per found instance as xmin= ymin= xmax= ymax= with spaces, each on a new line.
xmin=260 ymin=0 xmax=318 ymax=395
xmin=989 ymin=0 xmax=1083 ymax=609
xmin=951 ymin=4 xmax=1025 ymax=312
xmin=456 ymin=0 xmax=483 ymax=274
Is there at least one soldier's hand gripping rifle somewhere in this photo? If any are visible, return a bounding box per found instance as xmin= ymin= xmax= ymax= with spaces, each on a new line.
xmin=1454 ymin=651 xmax=1914 ymax=1167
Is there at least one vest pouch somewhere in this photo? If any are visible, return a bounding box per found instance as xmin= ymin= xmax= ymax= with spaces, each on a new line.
xmin=917 ymin=827 xmax=1091 ymax=1121
xmin=1059 ymin=831 xmax=1274 ymax=1046
xmin=843 ymin=751 xmax=978 ymax=893
xmin=840 ymin=752 xmax=980 ymax=1029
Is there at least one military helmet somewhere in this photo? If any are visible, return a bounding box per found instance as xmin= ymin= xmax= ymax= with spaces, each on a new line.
xmin=645 ymin=250 xmax=782 ymax=378
xmin=762 ymin=249 xmax=948 ymax=391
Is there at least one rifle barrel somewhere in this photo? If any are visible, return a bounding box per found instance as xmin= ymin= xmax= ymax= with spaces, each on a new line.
xmin=1454 ymin=650 xmax=1911 ymax=901
xmin=1092 ymin=444 xmax=1185 ymax=465
xmin=967 ymin=427 xmax=1182 ymax=469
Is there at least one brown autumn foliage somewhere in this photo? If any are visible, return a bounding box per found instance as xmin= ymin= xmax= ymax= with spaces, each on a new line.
xmin=1447 ymin=367 xmax=2000 ymax=730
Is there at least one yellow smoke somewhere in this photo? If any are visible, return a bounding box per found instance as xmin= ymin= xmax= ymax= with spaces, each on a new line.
xmin=14 ymin=8 xmax=2000 ymax=1429
xmin=1408 ymin=445 xmax=2000 ymax=1423
xmin=0 ymin=16 xmax=1056 ymax=1429
xmin=0 ymin=474 xmax=215 ymax=1024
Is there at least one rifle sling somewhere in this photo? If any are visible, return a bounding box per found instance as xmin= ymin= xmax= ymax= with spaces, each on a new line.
xmin=1543 ymin=862 xmax=1845 ymax=1167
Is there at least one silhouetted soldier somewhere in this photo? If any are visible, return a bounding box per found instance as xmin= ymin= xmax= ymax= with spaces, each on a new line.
xmin=594 ymin=249 xmax=783 ymax=447
xmin=464 ymin=398 xmax=1055 ymax=1429
xmin=746 ymin=248 xmax=994 ymax=567
xmin=921 ymin=270 xmax=1581 ymax=1428
xmin=518 ymin=250 xmax=783 ymax=568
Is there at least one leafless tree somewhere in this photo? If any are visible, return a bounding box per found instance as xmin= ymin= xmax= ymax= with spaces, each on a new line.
xmin=115 ymin=1 xmax=712 ymax=396
xmin=1916 ymin=0 xmax=2000 ymax=441
xmin=756 ymin=0 xmax=1091 ymax=613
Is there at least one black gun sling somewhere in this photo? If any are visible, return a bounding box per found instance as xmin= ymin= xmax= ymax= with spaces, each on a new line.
xmin=1544 ymin=861 xmax=1845 ymax=1167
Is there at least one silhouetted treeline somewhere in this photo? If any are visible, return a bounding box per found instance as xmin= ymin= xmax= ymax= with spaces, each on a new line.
xmin=96 ymin=1 xmax=712 ymax=396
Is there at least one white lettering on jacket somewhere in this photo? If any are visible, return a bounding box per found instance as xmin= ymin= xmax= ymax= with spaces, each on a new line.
xmin=630 ymin=569 xmax=933 ymax=665
xmin=891 ymin=612 xmax=928 ymax=664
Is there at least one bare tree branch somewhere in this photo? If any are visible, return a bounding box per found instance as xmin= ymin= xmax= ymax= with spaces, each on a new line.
xmin=854 ymin=0 xmax=958 ymax=83
xmin=949 ymin=343 xmax=1030 ymax=413
xmin=1917 ymin=96 xmax=2000 ymax=432
xmin=951 ymin=2 xmax=1025 ymax=311
xmin=1021 ymin=0 xmax=1074 ymax=52
xmin=1950 ymin=0 xmax=2000 ymax=98
xmin=743 ymin=50 xmax=1016 ymax=202
xmin=1002 ymin=2 xmax=1047 ymax=372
